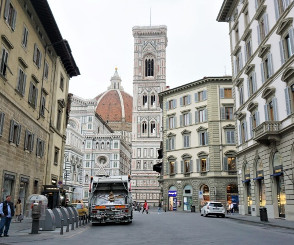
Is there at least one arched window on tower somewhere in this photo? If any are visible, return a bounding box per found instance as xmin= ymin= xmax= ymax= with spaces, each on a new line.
xmin=145 ymin=58 xmax=154 ymax=77
xmin=142 ymin=121 xmax=147 ymax=134
xmin=150 ymin=121 xmax=156 ymax=135
xmin=151 ymin=93 xmax=156 ymax=107
xmin=143 ymin=94 xmax=148 ymax=107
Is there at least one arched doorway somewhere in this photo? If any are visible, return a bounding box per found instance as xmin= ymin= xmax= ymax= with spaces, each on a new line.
xmin=199 ymin=184 xmax=210 ymax=207
xmin=272 ymin=151 xmax=286 ymax=218
xmin=227 ymin=184 xmax=238 ymax=213
xmin=183 ymin=185 xmax=192 ymax=211
xmin=243 ymin=162 xmax=251 ymax=214
xmin=168 ymin=186 xmax=177 ymax=211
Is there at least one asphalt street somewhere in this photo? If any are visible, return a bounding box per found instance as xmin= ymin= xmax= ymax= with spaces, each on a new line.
xmin=2 ymin=210 xmax=294 ymax=245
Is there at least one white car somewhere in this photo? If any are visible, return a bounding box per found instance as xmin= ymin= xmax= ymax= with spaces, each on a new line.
xmin=200 ymin=202 xmax=225 ymax=218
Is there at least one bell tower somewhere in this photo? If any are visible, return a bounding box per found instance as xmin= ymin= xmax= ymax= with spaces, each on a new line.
xmin=131 ymin=26 xmax=168 ymax=205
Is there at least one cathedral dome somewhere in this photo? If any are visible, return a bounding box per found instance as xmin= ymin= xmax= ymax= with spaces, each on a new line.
xmin=94 ymin=68 xmax=132 ymax=132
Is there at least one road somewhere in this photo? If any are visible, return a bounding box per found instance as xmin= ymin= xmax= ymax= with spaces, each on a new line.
xmin=7 ymin=210 xmax=294 ymax=245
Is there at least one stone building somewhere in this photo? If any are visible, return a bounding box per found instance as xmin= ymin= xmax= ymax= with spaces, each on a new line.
xmin=67 ymin=86 xmax=132 ymax=203
xmin=159 ymin=76 xmax=237 ymax=212
xmin=131 ymin=26 xmax=168 ymax=206
xmin=0 ymin=0 xmax=79 ymax=209
xmin=218 ymin=0 xmax=294 ymax=220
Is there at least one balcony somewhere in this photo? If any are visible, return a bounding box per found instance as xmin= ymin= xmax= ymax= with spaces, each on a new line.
xmin=253 ymin=121 xmax=281 ymax=145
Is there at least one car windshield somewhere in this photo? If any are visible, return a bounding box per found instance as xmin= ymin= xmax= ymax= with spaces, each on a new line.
xmin=209 ymin=203 xmax=223 ymax=207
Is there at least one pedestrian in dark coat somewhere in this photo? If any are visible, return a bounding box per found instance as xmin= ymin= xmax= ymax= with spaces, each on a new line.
xmin=0 ymin=195 xmax=15 ymax=237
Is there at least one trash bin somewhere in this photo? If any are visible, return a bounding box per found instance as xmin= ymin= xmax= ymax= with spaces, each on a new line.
xmin=259 ymin=207 xmax=268 ymax=222
xmin=191 ymin=205 xmax=195 ymax=212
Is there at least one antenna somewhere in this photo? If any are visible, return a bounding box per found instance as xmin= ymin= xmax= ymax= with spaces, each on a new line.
xmin=150 ymin=8 xmax=151 ymax=26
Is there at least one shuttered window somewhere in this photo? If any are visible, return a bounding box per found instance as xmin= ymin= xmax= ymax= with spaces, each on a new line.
xmin=4 ymin=0 xmax=17 ymax=31
xmin=28 ymin=82 xmax=38 ymax=108
xmin=0 ymin=112 xmax=5 ymax=136
xmin=9 ymin=119 xmax=21 ymax=146
xmin=16 ymin=68 xmax=27 ymax=96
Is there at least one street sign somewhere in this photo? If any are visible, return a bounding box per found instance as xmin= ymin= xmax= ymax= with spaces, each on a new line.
xmin=198 ymin=191 xmax=203 ymax=199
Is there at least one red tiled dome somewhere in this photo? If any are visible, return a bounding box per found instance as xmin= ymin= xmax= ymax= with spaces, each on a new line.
xmin=94 ymin=69 xmax=133 ymax=127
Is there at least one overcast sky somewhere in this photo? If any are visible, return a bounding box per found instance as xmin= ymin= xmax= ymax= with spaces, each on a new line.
xmin=47 ymin=0 xmax=231 ymax=99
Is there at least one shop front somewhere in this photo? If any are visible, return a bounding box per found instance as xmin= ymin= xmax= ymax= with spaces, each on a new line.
xmin=168 ymin=186 xmax=177 ymax=211
xmin=227 ymin=184 xmax=238 ymax=212
xmin=19 ymin=176 xmax=29 ymax=213
xmin=254 ymin=159 xmax=266 ymax=212
xmin=183 ymin=185 xmax=192 ymax=211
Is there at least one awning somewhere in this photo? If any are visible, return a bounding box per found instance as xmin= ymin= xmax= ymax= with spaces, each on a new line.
xmin=242 ymin=179 xmax=250 ymax=183
xmin=253 ymin=177 xmax=264 ymax=180
xmin=270 ymin=172 xmax=283 ymax=177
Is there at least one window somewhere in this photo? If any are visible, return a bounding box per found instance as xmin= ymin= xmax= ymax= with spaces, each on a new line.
xmin=151 ymin=94 xmax=156 ymax=107
xmin=219 ymin=88 xmax=232 ymax=99
xmin=183 ymin=160 xmax=191 ymax=174
xmin=137 ymin=148 xmax=141 ymax=158
xmin=249 ymin=111 xmax=260 ymax=138
xmin=40 ymin=93 xmax=46 ymax=117
xmin=9 ymin=120 xmax=21 ymax=145
xmin=36 ymin=138 xmax=45 ymax=157
xmin=0 ymin=48 xmax=9 ymax=77
xmin=284 ymin=84 xmax=294 ymax=116
xmin=4 ymin=0 xmax=17 ymax=30
xmin=226 ymin=130 xmax=235 ymax=144
xmin=221 ymin=106 xmax=233 ymax=120
xmin=169 ymin=161 xmax=175 ymax=175
xmin=44 ymin=61 xmax=49 ymax=80
xmin=114 ymin=141 xmax=119 ymax=148
xmin=194 ymin=90 xmax=207 ymax=102
xmin=247 ymin=72 xmax=257 ymax=97
xmin=195 ymin=108 xmax=207 ymax=123
xmin=274 ymin=0 xmax=291 ymax=20
xmin=24 ymin=130 xmax=34 ymax=152
xmin=199 ymin=131 xmax=208 ymax=146
xmin=137 ymin=161 xmax=141 ymax=169
xmin=238 ymin=84 xmax=244 ymax=105
xmin=239 ymin=119 xmax=248 ymax=144
xmin=234 ymin=50 xmax=243 ymax=75
xmin=21 ymin=26 xmax=29 ymax=48
xmin=33 ymin=44 xmax=42 ymax=69
xmin=86 ymin=161 xmax=90 ymax=168
xmin=56 ymin=106 xmax=63 ymax=131
xmin=264 ymin=98 xmax=278 ymax=121
xmin=60 ymin=75 xmax=64 ymax=91
xmin=245 ymin=38 xmax=252 ymax=62
xmin=183 ymin=134 xmax=190 ymax=148
xmin=87 ymin=124 xmax=92 ymax=129
xmin=0 ymin=112 xmax=5 ymax=136
xmin=167 ymin=116 xmax=176 ymax=129
xmin=86 ymin=140 xmax=92 ymax=149
xmin=279 ymin=28 xmax=294 ymax=64
xmin=143 ymin=95 xmax=148 ymax=107
xmin=167 ymin=99 xmax=176 ymax=110
xmin=257 ymin=13 xmax=269 ymax=44
xmin=28 ymin=82 xmax=38 ymax=108
xmin=54 ymin=147 xmax=60 ymax=165
xmin=181 ymin=112 xmax=191 ymax=126
xmin=16 ymin=68 xmax=27 ymax=96
xmin=86 ymin=154 xmax=90 ymax=159
xmin=142 ymin=121 xmax=147 ymax=134
xmin=224 ymin=156 xmax=236 ymax=171
xmin=145 ymin=58 xmax=154 ymax=76
xmin=166 ymin=136 xmax=175 ymax=151
xmin=235 ymin=27 xmax=239 ymax=44
xmin=150 ymin=122 xmax=156 ymax=135
xmin=261 ymin=53 xmax=274 ymax=82
xmin=182 ymin=95 xmax=190 ymax=106
xmin=197 ymin=158 xmax=209 ymax=173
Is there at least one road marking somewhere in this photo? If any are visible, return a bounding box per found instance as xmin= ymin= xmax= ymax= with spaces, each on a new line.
xmin=66 ymin=226 xmax=90 ymax=238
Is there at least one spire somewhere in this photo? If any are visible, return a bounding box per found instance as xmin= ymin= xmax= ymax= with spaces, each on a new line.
xmin=108 ymin=67 xmax=124 ymax=91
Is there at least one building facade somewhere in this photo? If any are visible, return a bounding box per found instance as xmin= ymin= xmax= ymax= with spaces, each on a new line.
xmin=0 ymin=0 xmax=79 ymax=209
xmin=131 ymin=26 xmax=168 ymax=206
xmin=159 ymin=77 xmax=238 ymax=212
xmin=218 ymin=0 xmax=294 ymax=220
xmin=67 ymin=95 xmax=132 ymax=204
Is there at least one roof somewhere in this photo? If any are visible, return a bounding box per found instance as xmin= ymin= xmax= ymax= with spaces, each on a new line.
xmin=30 ymin=0 xmax=80 ymax=77
xmin=216 ymin=0 xmax=236 ymax=22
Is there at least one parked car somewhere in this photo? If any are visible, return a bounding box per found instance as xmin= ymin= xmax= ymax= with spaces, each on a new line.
xmin=72 ymin=203 xmax=88 ymax=217
xmin=200 ymin=202 xmax=225 ymax=218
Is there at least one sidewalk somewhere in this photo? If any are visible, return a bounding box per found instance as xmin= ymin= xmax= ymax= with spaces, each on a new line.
xmin=0 ymin=217 xmax=89 ymax=244
xmin=225 ymin=213 xmax=294 ymax=230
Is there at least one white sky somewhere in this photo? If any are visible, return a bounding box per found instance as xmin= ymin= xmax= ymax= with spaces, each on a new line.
xmin=47 ymin=0 xmax=231 ymax=99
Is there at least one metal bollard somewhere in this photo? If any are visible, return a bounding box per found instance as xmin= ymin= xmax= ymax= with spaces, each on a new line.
xmin=60 ymin=219 xmax=64 ymax=235
xmin=82 ymin=215 xmax=85 ymax=225
xmin=71 ymin=217 xmax=74 ymax=230
xmin=85 ymin=215 xmax=88 ymax=224
xmin=66 ymin=218 xmax=69 ymax=232
xmin=79 ymin=216 xmax=81 ymax=226
xmin=76 ymin=216 xmax=79 ymax=228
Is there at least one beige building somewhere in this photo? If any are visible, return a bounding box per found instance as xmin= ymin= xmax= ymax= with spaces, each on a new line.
xmin=0 ymin=0 xmax=79 ymax=209
xmin=218 ymin=0 xmax=294 ymax=220
xmin=159 ymin=77 xmax=238 ymax=212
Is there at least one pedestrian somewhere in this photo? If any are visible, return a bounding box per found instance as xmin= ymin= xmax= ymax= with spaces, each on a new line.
xmin=229 ymin=203 xmax=234 ymax=214
xmin=14 ymin=199 xmax=22 ymax=222
xmin=158 ymin=201 xmax=162 ymax=214
xmin=0 ymin=195 xmax=15 ymax=237
xmin=142 ymin=200 xmax=149 ymax=214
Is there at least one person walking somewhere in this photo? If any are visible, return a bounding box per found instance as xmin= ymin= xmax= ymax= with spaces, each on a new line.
xmin=142 ymin=200 xmax=149 ymax=214
xmin=158 ymin=201 xmax=162 ymax=214
xmin=14 ymin=199 xmax=22 ymax=222
xmin=0 ymin=195 xmax=15 ymax=237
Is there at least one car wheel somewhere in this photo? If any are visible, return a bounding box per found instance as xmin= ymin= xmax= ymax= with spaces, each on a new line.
xmin=216 ymin=214 xmax=220 ymax=218
xmin=204 ymin=212 xmax=208 ymax=217
xmin=222 ymin=214 xmax=225 ymax=218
